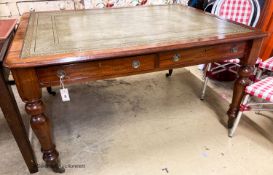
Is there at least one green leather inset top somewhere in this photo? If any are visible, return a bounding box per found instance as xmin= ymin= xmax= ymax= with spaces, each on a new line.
xmin=21 ymin=5 xmax=253 ymax=58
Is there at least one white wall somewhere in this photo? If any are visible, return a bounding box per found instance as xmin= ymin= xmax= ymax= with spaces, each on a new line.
xmin=0 ymin=0 xmax=189 ymax=19
xmin=0 ymin=0 xmax=84 ymax=19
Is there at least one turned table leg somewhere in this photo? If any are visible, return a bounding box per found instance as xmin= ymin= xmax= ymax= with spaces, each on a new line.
xmin=12 ymin=68 xmax=64 ymax=173
xmin=227 ymin=65 xmax=253 ymax=128
xmin=227 ymin=39 xmax=263 ymax=128
xmin=25 ymin=100 xmax=64 ymax=173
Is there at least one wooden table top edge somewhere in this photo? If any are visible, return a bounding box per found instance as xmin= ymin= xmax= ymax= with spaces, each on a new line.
xmin=4 ymin=4 xmax=268 ymax=69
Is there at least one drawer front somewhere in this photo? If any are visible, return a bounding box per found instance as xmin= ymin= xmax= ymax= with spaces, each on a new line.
xmin=159 ymin=42 xmax=247 ymax=68
xmin=36 ymin=54 xmax=156 ymax=86
xmin=100 ymin=54 xmax=156 ymax=76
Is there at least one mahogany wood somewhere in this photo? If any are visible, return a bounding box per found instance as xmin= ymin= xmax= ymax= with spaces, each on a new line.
xmin=0 ymin=20 xmax=38 ymax=173
xmin=12 ymin=68 xmax=64 ymax=173
xmin=159 ymin=42 xmax=247 ymax=68
xmin=4 ymin=5 xmax=266 ymax=68
xmin=227 ymin=38 xmax=263 ymax=128
xmin=36 ymin=43 xmax=247 ymax=87
xmin=3 ymin=5 xmax=266 ymax=172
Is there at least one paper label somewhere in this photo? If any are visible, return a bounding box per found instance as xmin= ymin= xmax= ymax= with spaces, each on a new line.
xmin=60 ymin=88 xmax=70 ymax=102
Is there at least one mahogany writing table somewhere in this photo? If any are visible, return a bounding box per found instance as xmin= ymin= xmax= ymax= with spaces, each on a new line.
xmin=4 ymin=5 xmax=266 ymax=173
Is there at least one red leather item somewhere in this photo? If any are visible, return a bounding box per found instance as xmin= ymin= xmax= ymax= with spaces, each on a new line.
xmin=0 ymin=19 xmax=17 ymax=40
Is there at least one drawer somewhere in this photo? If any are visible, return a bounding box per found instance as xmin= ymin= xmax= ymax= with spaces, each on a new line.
xmin=99 ymin=54 xmax=156 ymax=76
xmin=159 ymin=42 xmax=247 ymax=68
xmin=36 ymin=54 xmax=156 ymax=86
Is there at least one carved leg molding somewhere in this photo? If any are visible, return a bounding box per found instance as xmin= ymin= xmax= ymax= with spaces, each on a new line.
xmin=227 ymin=65 xmax=253 ymax=128
xmin=26 ymin=100 xmax=65 ymax=173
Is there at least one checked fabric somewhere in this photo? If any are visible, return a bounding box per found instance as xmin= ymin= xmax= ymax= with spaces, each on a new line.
xmin=218 ymin=0 xmax=254 ymax=25
xmin=259 ymin=57 xmax=273 ymax=71
xmin=245 ymin=77 xmax=273 ymax=102
xmin=224 ymin=58 xmax=262 ymax=64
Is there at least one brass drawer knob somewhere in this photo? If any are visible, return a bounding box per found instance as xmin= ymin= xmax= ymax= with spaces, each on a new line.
xmin=172 ymin=53 xmax=181 ymax=62
xmin=231 ymin=47 xmax=238 ymax=53
xmin=57 ymin=69 xmax=66 ymax=79
xmin=132 ymin=60 xmax=140 ymax=69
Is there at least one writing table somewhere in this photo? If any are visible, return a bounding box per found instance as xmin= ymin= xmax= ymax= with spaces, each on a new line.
xmin=4 ymin=5 xmax=267 ymax=172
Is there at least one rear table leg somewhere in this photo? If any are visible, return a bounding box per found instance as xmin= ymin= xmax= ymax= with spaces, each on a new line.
xmin=166 ymin=69 xmax=173 ymax=77
xmin=47 ymin=87 xmax=56 ymax=96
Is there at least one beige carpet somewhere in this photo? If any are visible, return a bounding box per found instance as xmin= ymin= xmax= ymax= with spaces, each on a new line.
xmin=0 ymin=68 xmax=272 ymax=175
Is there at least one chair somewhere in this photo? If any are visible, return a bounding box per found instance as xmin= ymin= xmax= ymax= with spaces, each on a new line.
xmin=167 ymin=0 xmax=261 ymax=90
xmin=166 ymin=0 xmax=261 ymax=81
xmin=255 ymin=57 xmax=273 ymax=81
xmin=200 ymin=0 xmax=260 ymax=100
xmin=258 ymin=57 xmax=273 ymax=73
xmin=229 ymin=57 xmax=273 ymax=137
xmin=229 ymin=76 xmax=273 ymax=137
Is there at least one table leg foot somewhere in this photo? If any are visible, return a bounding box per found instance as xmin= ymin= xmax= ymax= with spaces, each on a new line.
xmin=166 ymin=69 xmax=173 ymax=77
xmin=47 ymin=87 xmax=56 ymax=96
xmin=50 ymin=163 xmax=65 ymax=173
xmin=45 ymin=156 xmax=65 ymax=173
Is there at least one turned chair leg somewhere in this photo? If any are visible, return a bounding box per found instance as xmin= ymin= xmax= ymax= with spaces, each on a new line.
xmin=166 ymin=69 xmax=173 ymax=77
xmin=47 ymin=87 xmax=56 ymax=96
xmin=200 ymin=63 xmax=212 ymax=100
xmin=228 ymin=94 xmax=250 ymax=137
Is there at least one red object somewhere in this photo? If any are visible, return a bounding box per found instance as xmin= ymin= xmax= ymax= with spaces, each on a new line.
xmin=207 ymin=0 xmax=256 ymax=82
xmin=140 ymin=0 xmax=148 ymax=5
xmin=208 ymin=62 xmax=238 ymax=81
xmin=218 ymin=0 xmax=253 ymax=25
xmin=106 ymin=3 xmax=114 ymax=8
xmin=239 ymin=104 xmax=250 ymax=112
xmin=0 ymin=19 xmax=17 ymax=40
xmin=259 ymin=57 xmax=273 ymax=71
xmin=245 ymin=77 xmax=273 ymax=102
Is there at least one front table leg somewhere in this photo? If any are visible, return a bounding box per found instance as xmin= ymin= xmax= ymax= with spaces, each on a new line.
xmin=227 ymin=65 xmax=253 ymax=128
xmin=26 ymin=100 xmax=64 ymax=173
xmin=227 ymin=39 xmax=263 ymax=128
xmin=12 ymin=68 xmax=64 ymax=173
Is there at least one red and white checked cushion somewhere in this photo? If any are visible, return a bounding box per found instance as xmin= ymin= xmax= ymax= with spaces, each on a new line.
xmin=224 ymin=58 xmax=262 ymax=64
xmin=259 ymin=57 xmax=273 ymax=71
xmin=218 ymin=0 xmax=253 ymax=25
xmin=245 ymin=77 xmax=273 ymax=102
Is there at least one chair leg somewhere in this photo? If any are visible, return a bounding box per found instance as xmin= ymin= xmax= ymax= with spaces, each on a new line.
xmin=228 ymin=94 xmax=250 ymax=137
xmin=47 ymin=87 xmax=56 ymax=96
xmin=166 ymin=69 xmax=173 ymax=77
xmin=200 ymin=63 xmax=211 ymax=100
xmin=255 ymin=69 xmax=263 ymax=81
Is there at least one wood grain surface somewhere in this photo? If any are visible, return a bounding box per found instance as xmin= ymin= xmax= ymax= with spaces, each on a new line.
xmin=4 ymin=5 xmax=266 ymax=68
xmin=3 ymin=5 xmax=267 ymax=172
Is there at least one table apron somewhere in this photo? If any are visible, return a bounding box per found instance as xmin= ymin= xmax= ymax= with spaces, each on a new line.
xmin=35 ymin=42 xmax=247 ymax=87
